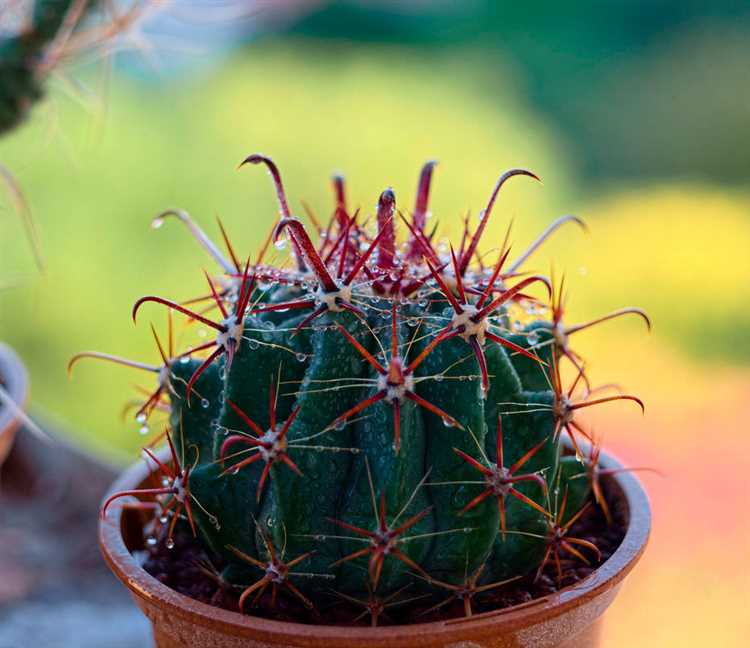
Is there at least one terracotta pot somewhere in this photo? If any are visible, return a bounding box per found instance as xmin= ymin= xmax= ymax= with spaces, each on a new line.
xmin=100 ymin=447 xmax=650 ymax=648
xmin=0 ymin=343 xmax=29 ymax=466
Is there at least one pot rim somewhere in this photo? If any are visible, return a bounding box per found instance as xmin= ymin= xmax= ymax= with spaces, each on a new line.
xmin=99 ymin=444 xmax=650 ymax=645
xmin=0 ymin=342 xmax=29 ymax=440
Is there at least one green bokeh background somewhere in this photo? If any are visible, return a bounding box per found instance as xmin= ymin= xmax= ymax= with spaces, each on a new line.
xmin=1 ymin=4 xmax=748 ymax=461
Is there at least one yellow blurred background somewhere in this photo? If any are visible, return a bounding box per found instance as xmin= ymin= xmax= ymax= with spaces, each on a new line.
xmin=1 ymin=4 xmax=749 ymax=646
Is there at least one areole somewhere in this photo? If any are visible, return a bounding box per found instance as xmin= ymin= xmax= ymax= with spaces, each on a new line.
xmin=99 ymin=446 xmax=650 ymax=648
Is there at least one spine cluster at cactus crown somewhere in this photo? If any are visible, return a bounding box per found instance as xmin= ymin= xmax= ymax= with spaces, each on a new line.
xmin=72 ymin=155 xmax=650 ymax=618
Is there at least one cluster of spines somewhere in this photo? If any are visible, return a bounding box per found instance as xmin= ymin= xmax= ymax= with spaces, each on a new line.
xmin=74 ymin=155 xmax=652 ymax=624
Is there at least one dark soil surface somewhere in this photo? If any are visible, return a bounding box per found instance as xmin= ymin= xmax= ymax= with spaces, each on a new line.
xmin=142 ymin=478 xmax=627 ymax=627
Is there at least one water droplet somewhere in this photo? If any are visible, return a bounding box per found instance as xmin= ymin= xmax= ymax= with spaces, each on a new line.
xmin=139 ymin=425 xmax=150 ymax=436
xmin=146 ymin=536 xmax=157 ymax=546
xmin=527 ymin=330 xmax=539 ymax=345
xmin=296 ymin=353 xmax=306 ymax=362
xmin=201 ymin=398 xmax=210 ymax=409
xmin=165 ymin=538 xmax=175 ymax=550
xmin=135 ymin=413 xmax=147 ymax=424
xmin=442 ymin=417 xmax=453 ymax=427
xmin=274 ymin=239 xmax=287 ymax=251
xmin=179 ymin=356 xmax=190 ymax=364
xmin=434 ymin=374 xmax=444 ymax=382
xmin=248 ymin=339 xmax=260 ymax=350
xmin=151 ymin=218 xmax=164 ymax=229
xmin=159 ymin=515 xmax=168 ymax=524
xmin=407 ymin=318 xmax=418 ymax=327
xmin=334 ymin=419 xmax=346 ymax=431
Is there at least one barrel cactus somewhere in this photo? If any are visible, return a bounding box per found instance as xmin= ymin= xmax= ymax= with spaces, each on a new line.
xmin=73 ymin=156 xmax=649 ymax=621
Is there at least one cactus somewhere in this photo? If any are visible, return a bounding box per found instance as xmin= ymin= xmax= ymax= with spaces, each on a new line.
xmin=74 ymin=156 xmax=650 ymax=621
xmin=0 ymin=0 xmax=156 ymax=137
xmin=1 ymin=0 xmax=85 ymax=134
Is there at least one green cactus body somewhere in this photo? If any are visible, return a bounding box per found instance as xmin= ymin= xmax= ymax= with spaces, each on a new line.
xmin=261 ymin=310 xmax=370 ymax=576
xmin=413 ymin=331 xmax=498 ymax=581
xmin=168 ymin=357 xmax=224 ymax=460
xmin=335 ymin=320 xmax=433 ymax=593
xmin=87 ymin=158 xmax=647 ymax=619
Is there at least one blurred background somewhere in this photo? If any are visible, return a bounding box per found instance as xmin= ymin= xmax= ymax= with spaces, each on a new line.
xmin=0 ymin=1 xmax=748 ymax=646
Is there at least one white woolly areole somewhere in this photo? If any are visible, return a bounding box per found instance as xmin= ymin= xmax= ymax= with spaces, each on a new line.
xmin=158 ymin=364 xmax=171 ymax=389
xmin=377 ymin=372 xmax=414 ymax=402
xmin=315 ymin=284 xmax=353 ymax=312
xmin=451 ymin=304 xmax=489 ymax=343
xmin=265 ymin=561 xmax=286 ymax=583
xmin=552 ymin=322 xmax=568 ymax=349
xmin=372 ymin=528 xmax=396 ymax=554
xmin=555 ymin=395 xmax=574 ymax=425
xmin=258 ymin=427 xmax=286 ymax=463
xmin=487 ymin=466 xmax=513 ymax=497
xmin=216 ymin=314 xmax=243 ymax=349
xmin=172 ymin=476 xmax=187 ymax=503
